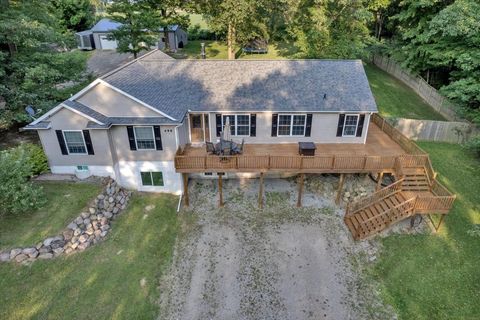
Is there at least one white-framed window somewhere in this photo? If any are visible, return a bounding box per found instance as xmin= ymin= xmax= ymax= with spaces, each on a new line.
xmin=76 ymin=165 xmax=89 ymax=171
xmin=343 ymin=114 xmax=359 ymax=137
xmin=134 ymin=126 xmax=156 ymax=150
xmin=222 ymin=114 xmax=250 ymax=136
xmin=140 ymin=171 xmax=164 ymax=186
xmin=63 ymin=130 xmax=87 ymax=154
xmin=277 ymin=114 xmax=306 ymax=136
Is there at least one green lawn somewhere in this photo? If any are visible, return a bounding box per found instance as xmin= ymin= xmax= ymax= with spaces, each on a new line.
xmin=0 ymin=182 xmax=101 ymax=251
xmin=0 ymin=189 xmax=179 ymax=320
xmin=364 ymin=64 xmax=446 ymax=120
xmin=170 ymin=40 xmax=297 ymax=60
xmin=373 ymin=142 xmax=480 ymax=320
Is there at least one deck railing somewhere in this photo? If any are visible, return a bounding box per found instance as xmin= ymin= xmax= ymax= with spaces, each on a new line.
xmin=371 ymin=114 xmax=426 ymax=155
xmin=345 ymin=178 xmax=405 ymax=216
xmin=174 ymin=154 xmax=398 ymax=173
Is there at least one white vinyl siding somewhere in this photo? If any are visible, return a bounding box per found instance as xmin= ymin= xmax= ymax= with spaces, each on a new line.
xmin=134 ymin=126 xmax=156 ymax=150
xmin=277 ymin=114 xmax=306 ymax=136
xmin=63 ymin=131 xmax=87 ymax=154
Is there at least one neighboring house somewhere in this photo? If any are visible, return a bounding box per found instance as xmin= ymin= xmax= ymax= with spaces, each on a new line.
xmin=25 ymin=50 xmax=378 ymax=194
xmin=76 ymin=18 xmax=188 ymax=51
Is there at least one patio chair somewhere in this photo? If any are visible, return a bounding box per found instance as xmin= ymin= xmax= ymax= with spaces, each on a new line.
xmin=206 ymin=142 xmax=216 ymax=154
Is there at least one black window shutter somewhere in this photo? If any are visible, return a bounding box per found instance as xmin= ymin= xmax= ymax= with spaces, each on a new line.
xmin=305 ymin=114 xmax=313 ymax=137
xmin=271 ymin=114 xmax=278 ymax=137
xmin=336 ymin=114 xmax=345 ymax=137
xmin=127 ymin=126 xmax=137 ymax=150
xmin=55 ymin=130 xmax=68 ymax=155
xmin=153 ymin=125 xmax=163 ymax=150
xmin=250 ymin=114 xmax=256 ymax=137
xmin=82 ymin=130 xmax=95 ymax=155
xmin=216 ymin=114 xmax=222 ymax=137
xmin=356 ymin=114 xmax=365 ymax=137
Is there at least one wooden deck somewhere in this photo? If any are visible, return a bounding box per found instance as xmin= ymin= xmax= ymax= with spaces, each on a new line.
xmin=182 ymin=123 xmax=405 ymax=158
xmin=175 ymin=122 xmax=407 ymax=173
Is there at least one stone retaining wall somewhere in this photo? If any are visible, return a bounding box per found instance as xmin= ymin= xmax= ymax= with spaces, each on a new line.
xmin=0 ymin=179 xmax=131 ymax=264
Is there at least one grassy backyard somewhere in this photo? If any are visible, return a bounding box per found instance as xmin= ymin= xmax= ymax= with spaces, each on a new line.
xmin=0 ymin=182 xmax=101 ymax=250
xmin=169 ymin=40 xmax=297 ymax=60
xmin=0 ymin=185 xmax=179 ymax=320
xmin=364 ymin=64 xmax=446 ymax=121
xmin=373 ymin=142 xmax=480 ymax=319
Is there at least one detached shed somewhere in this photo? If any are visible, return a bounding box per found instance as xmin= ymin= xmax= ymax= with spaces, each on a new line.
xmin=75 ymin=30 xmax=95 ymax=50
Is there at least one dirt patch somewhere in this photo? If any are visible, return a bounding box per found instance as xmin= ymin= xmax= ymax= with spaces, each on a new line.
xmin=159 ymin=175 xmax=414 ymax=319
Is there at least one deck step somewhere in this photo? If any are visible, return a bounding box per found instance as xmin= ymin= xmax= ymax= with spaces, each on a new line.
xmin=344 ymin=191 xmax=416 ymax=240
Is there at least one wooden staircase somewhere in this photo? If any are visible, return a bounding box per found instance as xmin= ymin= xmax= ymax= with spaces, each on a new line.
xmin=344 ymin=156 xmax=456 ymax=240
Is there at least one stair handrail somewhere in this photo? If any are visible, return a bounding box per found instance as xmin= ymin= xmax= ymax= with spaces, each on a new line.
xmin=346 ymin=178 xmax=405 ymax=216
xmin=358 ymin=196 xmax=417 ymax=233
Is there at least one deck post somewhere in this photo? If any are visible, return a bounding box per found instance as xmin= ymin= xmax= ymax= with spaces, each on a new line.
xmin=258 ymin=172 xmax=264 ymax=209
xmin=182 ymin=173 xmax=189 ymax=207
xmin=335 ymin=173 xmax=345 ymax=205
xmin=376 ymin=171 xmax=384 ymax=191
xmin=218 ymin=174 xmax=224 ymax=207
xmin=297 ymin=173 xmax=304 ymax=207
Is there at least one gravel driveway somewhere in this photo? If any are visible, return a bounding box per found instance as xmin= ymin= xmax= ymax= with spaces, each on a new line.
xmin=159 ymin=175 xmax=397 ymax=320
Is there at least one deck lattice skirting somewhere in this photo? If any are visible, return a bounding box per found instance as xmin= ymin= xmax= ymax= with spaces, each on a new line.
xmin=175 ymin=114 xmax=456 ymax=239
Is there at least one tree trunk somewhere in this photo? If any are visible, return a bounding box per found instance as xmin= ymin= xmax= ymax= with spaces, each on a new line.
xmin=161 ymin=9 xmax=170 ymax=51
xmin=133 ymin=51 xmax=137 ymax=59
xmin=227 ymin=22 xmax=235 ymax=60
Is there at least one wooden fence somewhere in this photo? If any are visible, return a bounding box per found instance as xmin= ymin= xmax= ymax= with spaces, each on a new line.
xmin=386 ymin=118 xmax=478 ymax=144
xmin=372 ymin=55 xmax=459 ymax=121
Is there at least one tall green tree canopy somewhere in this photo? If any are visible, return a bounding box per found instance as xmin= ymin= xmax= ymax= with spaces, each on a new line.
xmin=287 ymin=0 xmax=371 ymax=58
xmin=0 ymin=0 xmax=88 ymax=130
xmin=53 ymin=0 xmax=95 ymax=32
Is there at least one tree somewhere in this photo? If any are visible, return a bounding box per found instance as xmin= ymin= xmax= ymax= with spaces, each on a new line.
xmin=107 ymin=0 xmax=163 ymax=58
xmin=146 ymin=0 xmax=189 ymax=51
xmin=287 ymin=0 xmax=371 ymax=59
xmin=368 ymin=0 xmax=391 ymax=40
xmin=0 ymin=0 xmax=88 ymax=130
xmin=53 ymin=0 xmax=95 ymax=32
xmin=198 ymin=0 xmax=269 ymax=59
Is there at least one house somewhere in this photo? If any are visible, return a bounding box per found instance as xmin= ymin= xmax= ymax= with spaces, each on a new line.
xmin=26 ymin=49 xmax=378 ymax=193
xmin=25 ymin=49 xmax=455 ymax=239
xmin=82 ymin=18 xmax=187 ymax=51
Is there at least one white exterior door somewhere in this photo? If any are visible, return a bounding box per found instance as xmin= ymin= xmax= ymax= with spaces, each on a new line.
xmin=100 ymin=35 xmax=117 ymax=50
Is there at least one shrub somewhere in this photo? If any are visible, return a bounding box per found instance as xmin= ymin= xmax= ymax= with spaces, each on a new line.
xmin=187 ymin=24 xmax=217 ymax=41
xmin=464 ymin=136 xmax=480 ymax=157
xmin=9 ymin=143 xmax=49 ymax=176
xmin=0 ymin=147 xmax=47 ymax=216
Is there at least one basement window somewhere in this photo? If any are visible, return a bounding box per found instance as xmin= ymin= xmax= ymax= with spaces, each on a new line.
xmin=141 ymin=171 xmax=164 ymax=186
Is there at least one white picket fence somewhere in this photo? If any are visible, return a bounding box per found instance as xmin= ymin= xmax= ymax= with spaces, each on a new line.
xmin=386 ymin=118 xmax=479 ymax=143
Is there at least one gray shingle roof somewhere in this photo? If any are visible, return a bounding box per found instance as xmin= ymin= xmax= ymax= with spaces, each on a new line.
xmin=24 ymin=121 xmax=51 ymax=130
xmin=102 ymin=59 xmax=378 ymax=120
xmin=63 ymin=100 xmax=178 ymax=128
xmin=63 ymin=100 xmax=110 ymax=124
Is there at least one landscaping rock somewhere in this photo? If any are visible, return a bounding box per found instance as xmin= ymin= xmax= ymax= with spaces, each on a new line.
xmin=104 ymin=212 xmax=113 ymax=219
xmin=10 ymin=248 xmax=22 ymax=260
xmin=83 ymin=218 xmax=91 ymax=226
xmin=109 ymin=197 xmax=114 ymax=203
xmin=22 ymin=247 xmax=37 ymax=256
xmin=86 ymin=228 xmax=94 ymax=236
xmin=97 ymin=194 xmax=105 ymax=200
xmin=73 ymin=228 xmax=82 ymax=236
xmin=43 ymin=236 xmax=62 ymax=247
xmin=77 ymin=242 xmax=89 ymax=251
xmin=0 ymin=252 xmax=11 ymax=262
xmin=15 ymin=254 xmax=28 ymax=263
xmin=100 ymin=225 xmax=110 ymax=232
xmin=112 ymin=207 xmax=119 ymax=214
xmin=79 ymin=235 xmax=89 ymax=243
xmin=39 ymin=246 xmax=51 ymax=254
xmin=38 ymin=253 xmax=53 ymax=259
xmin=89 ymin=207 xmax=96 ymax=214
xmin=71 ymin=242 xmax=79 ymax=250
xmin=67 ymin=222 xmax=78 ymax=230
xmin=100 ymin=230 xmax=108 ymax=238
xmin=53 ymin=247 xmax=64 ymax=255
xmin=51 ymin=240 xmax=65 ymax=249
xmin=63 ymin=229 xmax=74 ymax=241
